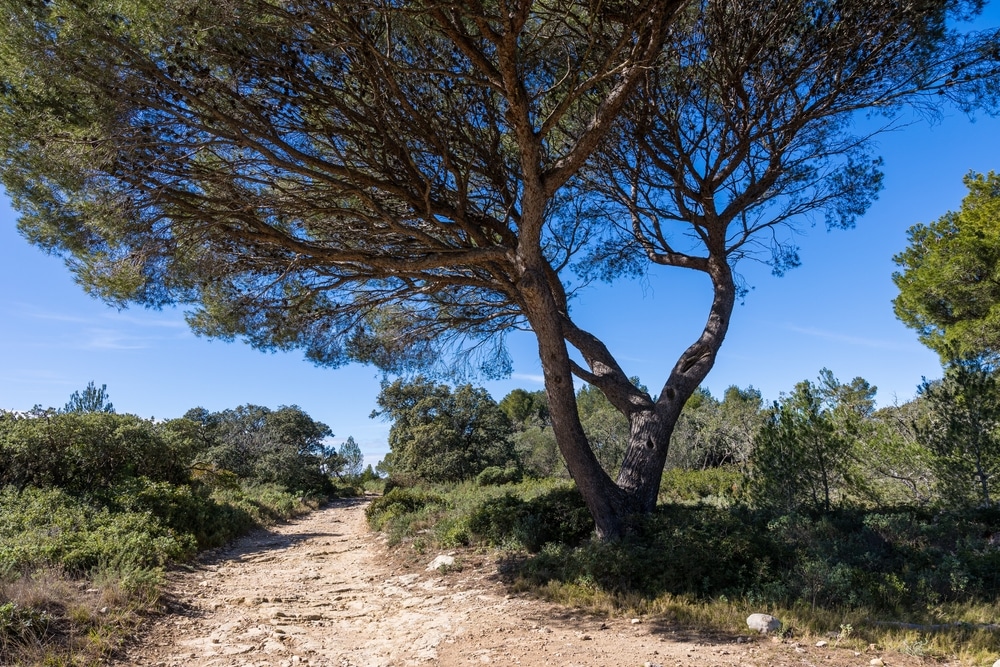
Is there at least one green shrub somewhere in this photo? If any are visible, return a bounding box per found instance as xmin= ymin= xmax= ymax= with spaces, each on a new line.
xmin=0 ymin=485 xmax=196 ymax=576
xmin=0 ymin=412 xmax=189 ymax=493
xmin=476 ymin=465 xmax=523 ymax=486
xmin=467 ymin=486 xmax=593 ymax=551
xmin=0 ymin=601 xmax=51 ymax=649
xmin=365 ymin=487 xmax=444 ymax=532
xmin=659 ymin=466 xmax=744 ymax=504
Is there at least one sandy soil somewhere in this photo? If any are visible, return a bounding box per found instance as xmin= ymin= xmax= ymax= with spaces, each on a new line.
xmin=113 ymin=498 xmax=946 ymax=667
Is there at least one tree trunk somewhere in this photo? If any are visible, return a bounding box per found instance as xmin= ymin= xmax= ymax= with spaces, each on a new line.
xmin=526 ymin=288 xmax=629 ymax=539
xmin=616 ymin=409 xmax=674 ymax=514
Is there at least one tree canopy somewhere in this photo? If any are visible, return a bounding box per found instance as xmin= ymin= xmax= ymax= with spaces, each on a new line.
xmin=63 ymin=382 xmax=115 ymax=414
xmin=182 ymin=404 xmax=336 ymax=493
xmin=894 ymin=172 xmax=1000 ymax=361
xmin=1 ymin=0 xmax=998 ymax=537
xmin=373 ymin=377 xmax=516 ymax=482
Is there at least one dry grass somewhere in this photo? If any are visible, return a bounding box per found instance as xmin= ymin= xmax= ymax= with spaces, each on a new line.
xmin=0 ymin=567 xmax=162 ymax=666
xmin=511 ymin=578 xmax=1000 ymax=664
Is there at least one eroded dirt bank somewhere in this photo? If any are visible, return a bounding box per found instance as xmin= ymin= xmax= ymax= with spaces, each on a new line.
xmin=115 ymin=499 xmax=941 ymax=667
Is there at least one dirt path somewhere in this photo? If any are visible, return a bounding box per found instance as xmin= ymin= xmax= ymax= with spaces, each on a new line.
xmin=116 ymin=499 xmax=940 ymax=667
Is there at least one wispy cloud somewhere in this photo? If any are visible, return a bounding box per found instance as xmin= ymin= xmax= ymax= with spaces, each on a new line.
xmin=8 ymin=302 xmax=188 ymax=332
xmin=7 ymin=303 xmax=92 ymax=324
xmin=108 ymin=312 xmax=189 ymax=330
xmin=511 ymin=373 xmax=546 ymax=385
xmin=785 ymin=325 xmax=912 ymax=350
xmin=82 ymin=328 xmax=154 ymax=350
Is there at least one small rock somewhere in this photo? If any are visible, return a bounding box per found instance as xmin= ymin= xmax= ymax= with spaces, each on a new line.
xmin=993 ymin=659 xmax=1000 ymax=667
xmin=815 ymin=640 xmax=828 ymax=647
xmin=746 ymin=613 xmax=782 ymax=634
xmin=794 ymin=646 xmax=806 ymax=654
xmin=576 ymin=632 xmax=592 ymax=640
xmin=631 ymin=618 xmax=642 ymax=624
xmin=98 ymin=607 xmax=108 ymax=614
xmin=869 ymin=659 xmax=884 ymax=666
xmin=426 ymin=555 xmax=455 ymax=571
xmin=85 ymin=588 xmax=99 ymax=594
xmin=198 ymin=580 xmax=209 ymax=587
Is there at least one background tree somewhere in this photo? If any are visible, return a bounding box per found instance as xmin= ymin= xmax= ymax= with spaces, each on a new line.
xmin=575 ymin=383 xmax=631 ymax=476
xmin=62 ymin=382 xmax=114 ymax=414
xmin=916 ymin=357 xmax=1000 ymax=508
xmin=894 ymin=172 xmax=1000 ymax=361
xmin=498 ymin=389 xmax=550 ymax=428
xmin=500 ymin=388 xmax=564 ymax=479
xmin=373 ymin=378 xmax=516 ymax=483
xmin=184 ymin=404 xmax=335 ymax=494
xmin=858 ymin=400 xmax=936 ymax=506
xmin=668 ymin=386 xmax=764 ymax=470
xmin=749 ymin=371 xmax=872 ymax=513
xmin=338 ymin=436 xmax=364 ymax=480
xmin=0 ymin=0 xmax=996 ymax=537
xmin=0 ymin=411 xmax=187 ymax=492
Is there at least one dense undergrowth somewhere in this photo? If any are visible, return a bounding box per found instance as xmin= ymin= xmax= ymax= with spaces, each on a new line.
xmin=367 ymin=471 xmax=1000 ymax=663
xmin=0 ymin=408 xmax=357 ymax=666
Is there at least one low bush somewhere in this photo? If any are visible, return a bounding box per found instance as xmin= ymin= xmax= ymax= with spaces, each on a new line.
xmin=476 ymin=465 xmax=523 ymax=486
xmin=658 ymin=466 xmax=744 ymax=504
xmin=467 ymin=486 xmax=593 ymax=551
xmin=0 ymin=485 xmax=196 ymax=576
xmin=365 ymin=487 xmax=445 ymax=533
xmin=0 ymin=601 xmax=51 ymax=651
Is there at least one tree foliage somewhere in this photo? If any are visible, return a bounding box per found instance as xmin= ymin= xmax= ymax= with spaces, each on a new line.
xmin=668 ymin=385 xmax=764 ymax=470
xmin=337 ymin=436 xmax=365 ymax=480
xmin=916 ymin=357 xmax=1000 ymax=507
xmin=0 ymin=411 xmax=187 ymax=492
xmin=374 ymin=377 xmax=516 ymax=483
xmin=894 ymin=172 xmax=1000 ymax=362
xmin=62 ymin=382 xmax=114 ymax=414
xmin=182 ymin=404 xmax=335 ymax=494
xmin=0 ymin=0 xmax=997 ymax=537
xmin=749 ymin=370 xmax=874 ymax=513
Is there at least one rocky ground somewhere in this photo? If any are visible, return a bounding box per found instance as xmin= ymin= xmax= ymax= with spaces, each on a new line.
xmin=114 ymin=498 xmax=949 ymax=667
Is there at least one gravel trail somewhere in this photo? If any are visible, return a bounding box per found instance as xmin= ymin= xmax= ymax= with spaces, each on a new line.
xmin=114 ymin=499 xmax=939 ymax=667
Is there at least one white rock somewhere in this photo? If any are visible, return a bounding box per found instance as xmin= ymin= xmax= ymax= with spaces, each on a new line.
xmin=869 ymin=659 xmax=884 ymax=666
xmin=426 ymin=554 xmax=455 ymax=571
xmin=991 ymin=660 xmax=1000 ymax=667
xmin=815 ymin=640 xmax=828 ymax=647
xmin=746 ymin=613 xmax=782 ymax=634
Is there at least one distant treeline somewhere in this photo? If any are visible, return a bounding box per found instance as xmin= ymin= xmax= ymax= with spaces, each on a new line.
xmin=374 ymin=359 xmax=1000 ymax=513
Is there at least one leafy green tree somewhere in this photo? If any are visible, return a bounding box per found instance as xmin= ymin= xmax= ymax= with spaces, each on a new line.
xmin=184 ymin=405 xmax=334 ymax=494
xmin=669 ymin=386 xmax=764 ymax=470
xmin=576 ymin=383 xmax=631 ymax=476
xmin=62 ymin=381 xmax=114 ymax=414
xmin=1 ymin=0 xmax=996 ymax=537
xmin=499 ymin=388 xmax=564 ymax=478
xmin=498 ymin=389 xmax=549 ymax=428
xmin=0 ymin=411 xmax=187 ymax=492
xmin=338 ymin=436 xmax=364 ymax=480
xmin=374 ymin=378 xmax=516 ymax=483
xmin=749 ymin=372 xmax=872 ymax=513
xmin=858 ymin=400 xmax=936 ymax=506
xmin=916 ymin=357 xmax=1000 ymax=507
xmin=894 ymin=173 xmax=1000 ymax=361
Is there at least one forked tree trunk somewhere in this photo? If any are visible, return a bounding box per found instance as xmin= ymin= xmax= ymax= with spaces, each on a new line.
xmin=529 ymin=256 xmax=738 ymax=540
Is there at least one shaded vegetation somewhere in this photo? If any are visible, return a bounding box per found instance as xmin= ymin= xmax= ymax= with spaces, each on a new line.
xmin=0 ymin=394 xmax=353 ymax=667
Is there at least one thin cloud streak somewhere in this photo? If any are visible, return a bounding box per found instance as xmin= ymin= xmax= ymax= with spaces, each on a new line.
xmin=511 ymin=373 xmax=545 ymax=385
xmin=784 ymin=324 xmax=915 ymax=350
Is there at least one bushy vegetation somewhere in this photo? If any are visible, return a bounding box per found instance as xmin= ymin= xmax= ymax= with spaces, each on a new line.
xmin=0 ymin=388 xmax=351 ymax=666
xmin=362 ymin=364 xmax=1000 ymax=660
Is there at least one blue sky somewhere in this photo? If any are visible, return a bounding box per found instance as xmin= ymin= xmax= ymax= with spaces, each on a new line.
xmin=2 ymin=28 xmax=999 ymax=466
